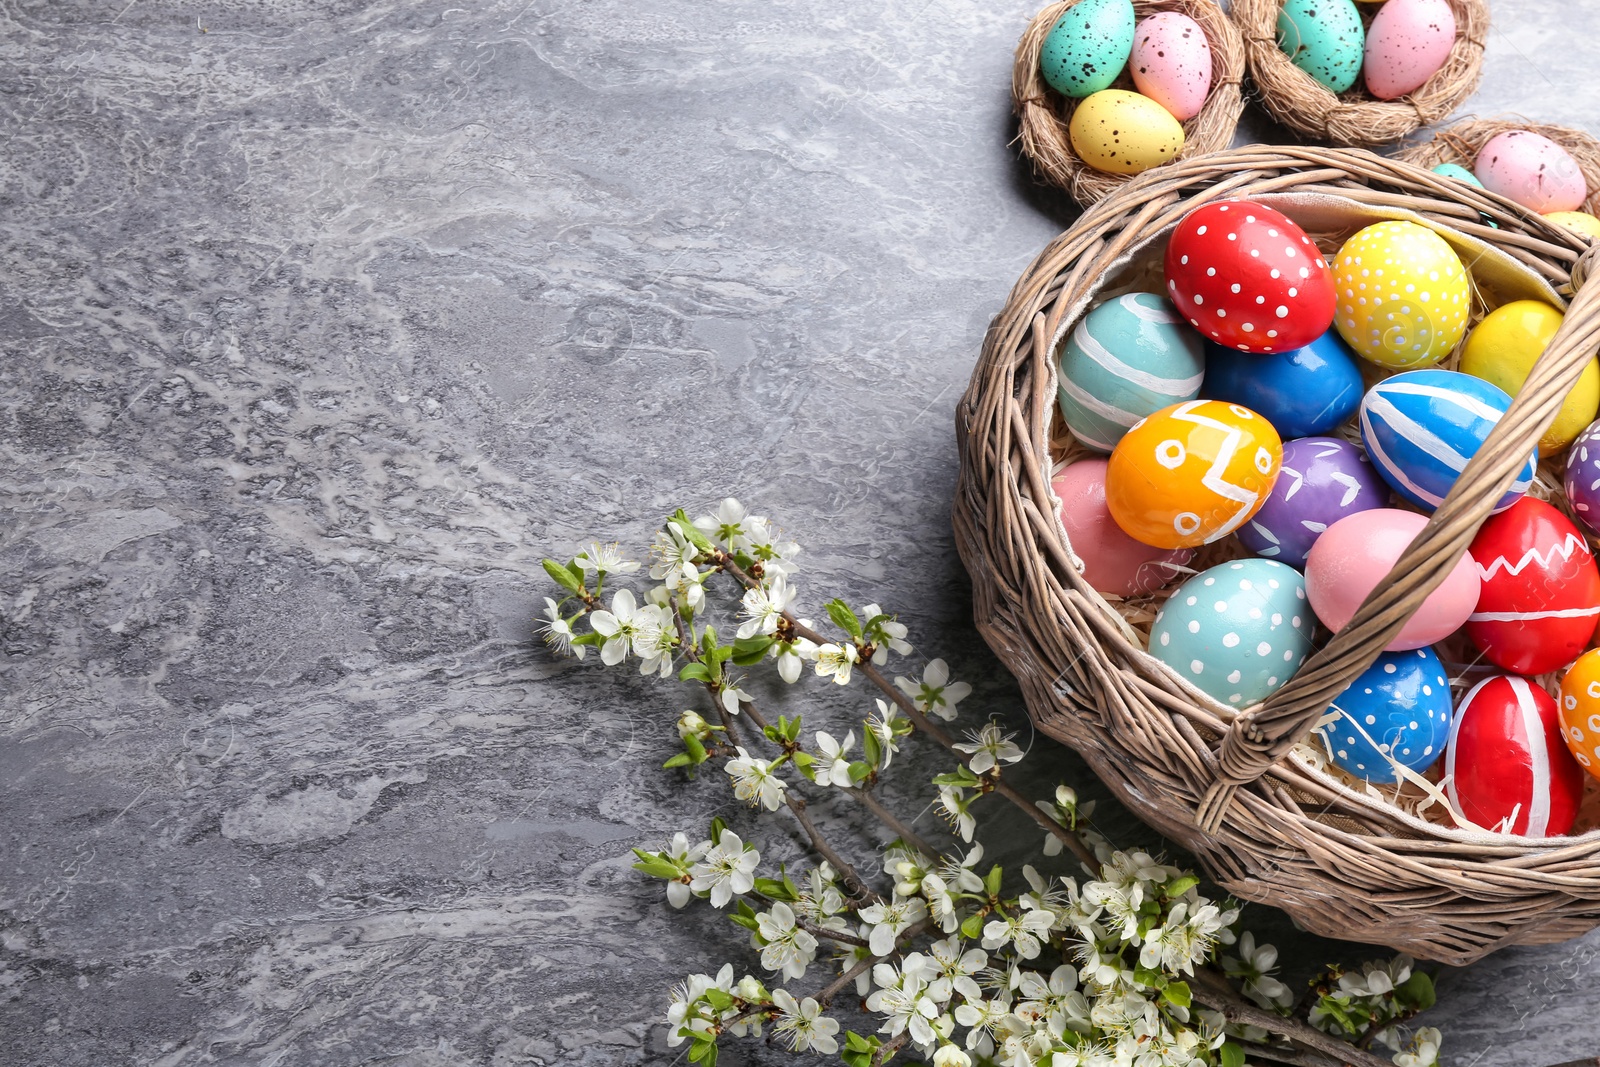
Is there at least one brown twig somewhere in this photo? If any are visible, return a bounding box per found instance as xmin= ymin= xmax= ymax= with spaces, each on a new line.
xmin=870 ymin=1031 xmax=910 ymax=1067
xmin=846 ymin=786 xmax=940 ymax=858
xmin=814 ymin=916 xmax=935 ymax=1010
xmin=1189 ymin=972 xmax=1394 ymax=1067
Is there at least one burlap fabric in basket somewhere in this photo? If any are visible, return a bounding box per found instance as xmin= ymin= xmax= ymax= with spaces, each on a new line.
xmin=952 ymin=145 xmax=1600 ymax=966
xmin=1014 ymin=0 xmax=1245 ymax=207
xmin=1231 ymin=0 xmax=1487 ymax=147
xmin=1398 ymin=117 xmax=1600 ymax=217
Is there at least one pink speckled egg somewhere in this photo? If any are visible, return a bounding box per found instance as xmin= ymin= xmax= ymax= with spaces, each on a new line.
xmin=1362 ymin=0 xmax=1456 ymax=100
xmin=1130 ymin=12 xmax=1213 ymax=122
xmin=1475 ymin=131 xmax=1589 ymax=213
xmin=1053 ymin=458 xmax=1193 ymax=596
xmin=1305 ymin=508 xmax=1481 ymax=651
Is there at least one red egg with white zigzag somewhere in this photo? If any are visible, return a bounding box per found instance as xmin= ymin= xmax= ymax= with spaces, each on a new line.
xmin=1447 ymin=675 xmax=1585 ymax=836
xmin=1466 ymin=497 xmax=1600 ymax=676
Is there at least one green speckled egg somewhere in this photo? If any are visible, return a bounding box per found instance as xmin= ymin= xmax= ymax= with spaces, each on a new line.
xmin=1041 ymin=0 xmax=1136 ymax=98
xmin=1277 ymin=0 xmax=1365 ymax=93
xmin=1432 ymin=162 xmax=1484 ymax=187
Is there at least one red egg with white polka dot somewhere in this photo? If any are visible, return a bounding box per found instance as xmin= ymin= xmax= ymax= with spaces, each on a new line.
xmin=1163 ymin=200 xmax=1337 ymax=353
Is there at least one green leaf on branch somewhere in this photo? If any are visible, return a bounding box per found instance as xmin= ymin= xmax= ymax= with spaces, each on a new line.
xmin=1396 ymin=970 xmax=1436 ymax=1012
xmin=679 ymin=663 xmax=712 ymax=683
xmin=731 ymin=635 xmax=774 ymax=666
xmin=710 ymin=816 xmax=728 ymax=843
xmin=683 ymin=733 xmax=708 ymax=764
xmin=931 ymin=766 xmax=981 ymax=788
xmin=570 ymin=632 xmax=603 ymax=648
xmin=1161 ymin=981 xmax=1191 ymax=1009
xmin=983 ymin=865 xmax=1004 ymax=897
xmin=702 ymin=987 xmax=734 ymax=1013
xmin=1165 ymin=874 xmax=1201 ymax=899
xmin=662 ymin=752 xmax=693 ymax=770
xmin=542 ymin=559 xmax=584 ymax=594
xmin=630 ymin=850 xmax=682 ymax=879
xmin=841 ymin=1031 xmax=880 ymax=1067
xmin=1134 ymin=967 xmax=1168 ymax=990
xmin=862 ymin=729 xmax=882 ymax=768
xmin=960 ymin=912 xmax=986 ymax=939
xmin=670 ymin=510 xmax=716 ymax=553
xmin=826 ymin=599 xmax=863 ymax=640
xmin=687 ymin=1033 xmax=718 ymax=1065
xmin=730 ymin=899 xmax=761 ymax=932
xmin=1219 ymin=1042 xmax=1245 ymax=1067
xmin=754 ymin=876 xmax=798 ymax=902
xmin=847 ymin=760 xmax=873 ymax=783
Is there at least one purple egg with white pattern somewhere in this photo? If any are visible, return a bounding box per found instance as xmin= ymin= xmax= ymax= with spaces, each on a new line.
xmin=1564 ymin=419 xmax=1600 ymax=534
xmin=1237 ymin=437 xmax=1389 ymax=567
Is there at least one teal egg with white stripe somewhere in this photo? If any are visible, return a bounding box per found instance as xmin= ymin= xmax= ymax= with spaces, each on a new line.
xmin=1358 ymin=369 xmax=1537 ymax=514
xmin=1057 ymin=293 xmax=1205 ymax=452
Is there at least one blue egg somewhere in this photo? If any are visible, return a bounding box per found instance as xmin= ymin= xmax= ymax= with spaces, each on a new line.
xmin=1358 ymin=369 xmax=1536 ymax=514
xmin=1432 ymin=162 xmax=1484 ymax=188
xmin=1057 ymin=293 xmax=1205 ymax=452
xmin=1316 ymin=647 xmax=1453 ymax=781
xmin=1148 ymin=559 xmax=1315 ymax=709
xmin=1040 ymin=0 xmax=1136 ymax=98
xmin=1202 ymin=328 xmax=1363 ymax=439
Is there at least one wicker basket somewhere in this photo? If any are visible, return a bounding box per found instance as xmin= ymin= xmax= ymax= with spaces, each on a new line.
xmin=1232 ymin=0 xmax=1487 ymax=147
xmin=953 ymin=145 xmax=1600 ymax=965
xmin=1014 ymin=0 xmax=1246 ymax=207
xmin=1398 ymin=118 xmax=1600 ymax=217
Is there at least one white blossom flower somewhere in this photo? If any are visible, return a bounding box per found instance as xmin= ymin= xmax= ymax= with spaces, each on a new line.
xmin=770 ymin=988 xmax=840 ymax=1054
xmin=745 ymin=515 xmax=800 ymax=576
xmin=937 ymin=786 xmax=977 ymax=842
xmin=1139 ymin=901 xmax=1229 ymax=976
xmin=1335 ymin=955 xmax=1412 ymax=998
xmin=1393 ymin=1026 xmax=1443 ymax=1067
xmin=1076 ymin=938 xmax=1137 ymax=997
xmin=719 ymin=681 xmax=751 ymax=716
xmin=589 ymin=588 xmax=648 ymax=665
xmin=895 ymin=658 xmax=972 ymax=721
xmin=726 ymin=747 xmax=786 ymax=812
xmin=736 ymin=573 xmax=795 ymax=639
xmin=649 ymin=521 xmax=702 ymax=584
xmin=953 ymin=995 xmax=1011 ymax=1051
xmin=665 ymin=964 xmax=734 ymax=1046
xmin=927 ymin=935 xmax=988 ymax=1001
xmin=1049 ymin=1043 xmax=1118 ymax=1067
xmin=1017 ymin=964 xmax=1090 ymax=1038
xmin=812 ymin=730 xmax=856 ymax=787
xmin=795 ymin=864 xmax=850 ymax=931
xmin=860 ymin=602 xmax=913 ymax=664
xmin=772 ymin=635 xmax=816 ymax=684
xmin=932 ymin=1045 xmax=972 ymax=1067
xmin=629 ymin=604 xmax=677 ymax=677
xmin=537 ymin=597 xmax=584 ymax=659
xmin=866 ymin=699 xmax=905 ymax=769
xmin=662 ymin=832 xmax=709 ymax=908
xmin=573 ymin=541 xmax=639 ymax=576
xmin=954 ymin=722 xmax=1026 ymax=775
xmin=865 ymin=960 xmax=944 ymax=1046
xmin=813 ymin=642 xmax=859 ymax=685
xmin=981 ymin=908 xmax=1056 ymax=959
xmin=694 ymin=498 xmax=754 ymax=552
xmin=858 ymin=895 xmax=929 ymax=956
xmin=935 ymin=844 xmax=987 ymax=895
xmin=1221 ymin=931 xmax=1291 ymax=1010
xmin=921 ymin=872 xmax=959 ymax=933
xmin=755 ymin=903 xmax=818 ymax=980
xmin=689 ymin=830 xmax=759 ymax=907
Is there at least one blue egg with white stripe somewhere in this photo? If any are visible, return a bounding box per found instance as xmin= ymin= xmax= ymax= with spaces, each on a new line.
xmin=1203 ymin=327 xmax=1363 ymax=439
xmin=1358 ymin=369 xmax=1536 ymax=514
xmin=1057 ymin=293 xmax=1205 ymax=453
xmin=1315 ymin=647 xmax=1453 ymax=782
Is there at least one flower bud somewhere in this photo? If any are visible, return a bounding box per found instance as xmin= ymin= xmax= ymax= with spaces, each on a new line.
xmin=1055 ymin=784 xmax=1077 ymax=809
xmin=933 ymin=1044 xmax=970 ymax=1067
xmin=735 ymin=975 xmax=766 ymax=1002
xmin=677 ymin=710 xmax=713 ymax=741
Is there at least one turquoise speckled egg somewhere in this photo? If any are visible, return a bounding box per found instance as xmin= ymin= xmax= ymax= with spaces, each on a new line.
xmin=1056 ymin=292 xmax=1205 ymax=452
xmin=1432 ymin=162 xmax=1483 ymax=187
xmin=1149 ymin=559 xmax=1315 ymax=708
xmin=1040 ymin=0 xmax=1137 ymax=98
xmin=1277 ymin=0 xmax=1364 ymax=93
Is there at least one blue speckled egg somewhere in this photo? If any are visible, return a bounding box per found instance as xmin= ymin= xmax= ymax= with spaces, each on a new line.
xmin=1040 ymin=0 xmax=1136 ymax=98
xmin=1316 ymin=646 xmax=1452 ymax=781
xmin=1432 ymin=162 xmax=1484 ymax=188
xmin=1057 ymin=292 xmax=1205 ymax=452
xmin=1277 ymin=0 xmax=1364 ymax=93
xmin=1359 ymin=369 xmax=1536 ymax=513
xmin=1202 ymin=327 xmax=1362 ymax=438
xmin=1149 ymin=559 xmax=1315 ymax=708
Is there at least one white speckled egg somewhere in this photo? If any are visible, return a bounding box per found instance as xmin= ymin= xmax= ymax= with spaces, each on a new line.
xmin=1362 ymin=0 xmax=1456 ymax=100
xmin=1148 ymin=559 xmax=1314 ymax=708
xmin=1474 ymin=131 xmax=1589 ymax=213
xmin=1070 ymin=89 xmax=1185 ymax=175
xmin=1130 ymin=12 xmax=1213 ymax=121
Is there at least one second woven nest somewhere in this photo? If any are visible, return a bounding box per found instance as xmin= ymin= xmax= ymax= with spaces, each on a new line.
xmin=1398 ymin=117 xmax=1600 ymax=217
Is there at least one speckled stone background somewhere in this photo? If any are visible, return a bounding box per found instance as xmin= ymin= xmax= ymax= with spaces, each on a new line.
xmin=2 ymin=2 xmax=1597 ymax=1065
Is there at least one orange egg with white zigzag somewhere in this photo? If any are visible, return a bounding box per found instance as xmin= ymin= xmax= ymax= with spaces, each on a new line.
xmin=1106 ymin=400 xmax=1283 ymax=550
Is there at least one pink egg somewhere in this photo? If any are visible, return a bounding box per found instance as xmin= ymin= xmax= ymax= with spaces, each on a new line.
xmin=1130 ymin=12 xmax=1213 ymax=122
xmin=1362 ymin=0 xmax=1456 ymax=100
xmin=1475 ymin=131 xmax=1589 ymax=213
xmin=1053 ymin=459 xmax=1193 ymax=596
xmin=1305 ymin=508 xmax=1480 ymax=650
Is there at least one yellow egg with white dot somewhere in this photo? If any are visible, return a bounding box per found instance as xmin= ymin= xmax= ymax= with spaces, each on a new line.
xmin=1331 ymin=221 xmax=1471 ymax=370
xmin=1546 ymin=210 xmax=1600 ymax=241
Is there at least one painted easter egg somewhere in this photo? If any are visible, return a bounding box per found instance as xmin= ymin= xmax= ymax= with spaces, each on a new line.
xmin=1546 ymin=211 xmax=1600 ymax=241
xmin=1558 ymin=649 xmax=1600 ymax=781
xmin=1564 ymin=419 xmax=1600 ymax=534
xmin=1276 ymin=0 xmax=1364 ymax=93
xmin=1466 ymin=497 xmax=1600 ymax=677
xmin=1237 ymin=437 xmax=1389 ymax=567
xmin=1201 ymin=327 xmax=1362 ymax=438
xmin=1163 ymin=200 xmax=1336 ymax=353
xmin=1359 ymin=369 xmax=1536 ymax=514
xmin=1475 ymin=131 xmax=1589 ymax=214
xmin=1105 ymin=399 xmax=1282 ymax=549
xmin=1148 ymin=559 xmax=1314 ymax=708
xmin=1460 ymin=300 xmax=1597 ymax=456
xmin=1448 ymin=675 xmax=1585 ymax=836
xmin=1362 ymin=0 xmax=1456 ymax=100
xmin=1070 ymin=90 xmax=1185 ymax=175
xmin=1040 ymin=0 xmax=1137 ymax=98
xmin=1432 ymin=162 xmax=1483 ymax=187
xmin=1052 ymin=459 xmax=1194 ymax=596
xmin=1317 ymin=647 xmax=1453 ymax=781
xmin=1331 ymin=221 xmax=1470 ymax=369
xmin=1130 ymin=12 xmax=1212 ymax=121
xmin=1056 ymin=292 xmax=1205 ymax=452
xmin=1305 ymin=508 xmax=1480 ymax=651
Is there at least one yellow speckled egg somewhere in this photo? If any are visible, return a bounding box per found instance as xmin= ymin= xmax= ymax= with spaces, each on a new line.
xmin=1547 ymin=211 xmax=1600 ymax=241
xmin=1069 ymin=89 xmax=1185 ymax=176
xmin=1461 ymin=300 xmax=1598 ymax=456
xmin=1331 ymin=221 xmax=1470 ymax=369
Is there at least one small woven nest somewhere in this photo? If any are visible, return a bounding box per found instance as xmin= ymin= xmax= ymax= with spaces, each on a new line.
xmin=1232 ymin=0 xmax=1487 ymax=147
xmin=1013 ymin=0 xmax=1246 ymax=207
xmin=1398 ymin=117 xmax=1600 ymax=217
xmin=953 ymin=145 xmax=1600 ymax=966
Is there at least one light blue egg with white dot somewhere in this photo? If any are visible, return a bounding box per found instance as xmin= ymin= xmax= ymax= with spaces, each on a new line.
xmin=1148 ymin=559 xmax=1315 ymax=708
xmin=1315 ymin=647 xmax=1452 ymax=782
xmin=1057 ymin=292 xmax=1205 ymax=453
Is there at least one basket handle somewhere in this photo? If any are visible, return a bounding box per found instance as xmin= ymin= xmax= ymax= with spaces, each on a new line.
xmin=1195 ymin=244 xmax=1600 ymax=834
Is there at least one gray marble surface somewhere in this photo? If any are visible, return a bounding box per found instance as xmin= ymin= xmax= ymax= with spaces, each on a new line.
xmin=2 ymin=1 xmax=1597 ymax=1065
